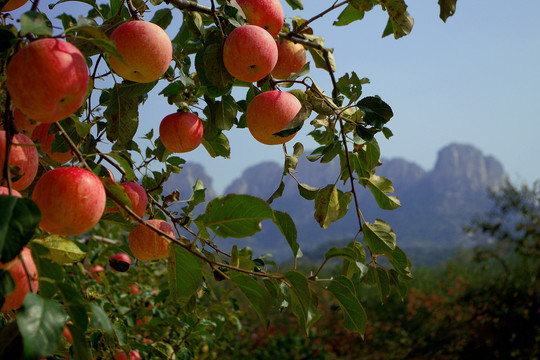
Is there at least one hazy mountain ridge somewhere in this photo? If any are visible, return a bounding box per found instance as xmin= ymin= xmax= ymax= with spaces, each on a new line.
xmin=164 ymin=143 xmax=506 ymax=261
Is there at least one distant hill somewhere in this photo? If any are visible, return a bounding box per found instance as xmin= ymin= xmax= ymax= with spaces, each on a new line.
xmin=163 ymin=143 xmax=506 ymax=262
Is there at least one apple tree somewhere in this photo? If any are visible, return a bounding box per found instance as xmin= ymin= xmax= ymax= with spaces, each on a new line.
xmin=0 ymin=0 xmax=457 ymax=358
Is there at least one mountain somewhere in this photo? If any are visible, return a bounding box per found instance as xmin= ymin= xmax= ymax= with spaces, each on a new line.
xmin=163 ymin=143 xmax=506 ymax=262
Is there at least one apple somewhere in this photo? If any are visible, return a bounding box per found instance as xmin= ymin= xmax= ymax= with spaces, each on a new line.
xmin=106 ymin=181 xmax=148 ymax=217
xmin=271 ymin=39 xmax=307 ymax=79
xmin=1 ymin=0 xmax=29 ymax=12
xmin=128 ymin=219 xmax=174 ymax=262
xmin=159 ymin=112 xmax=203 ymax=153
xmin=129 ymin=284 xmax=142 ymax=295
xmin=109 ymin=253 xmax=131 ymax=272
xmin=8 ymin=107 xmax=37 ymax=136
xmin=89 ymin=265 xmax=105 ymax=282
xmin=0 ymin=247 xmax=39 ymax=312
xmin=0 ymin=130 xmax=39 ymax=190
xmin=31 ymin=167 xmax=106 ymax=235
xmin=236 ymin=0 xmax=284 ymax=38
xmin=109 ymin=20 xmax=173 ymax=83
xmin=129 ymin=350 xmax=141 ymax=360
xmin=246 ymin=90 xmax=302 ymax=145
xmin=223 ymin=25 xmax=278 ymax=83
xmin=0 ymin=186 xmax=22 ymax=197
xmin=31 ymin=123 xmax=74 ymax=164
xmin=114 ymin=350 xmax=141 ymax=360
xmin=62 ymin=322 xmax=73 ymax=345
xmin=6 ymin=38 xmax=89 ymax=124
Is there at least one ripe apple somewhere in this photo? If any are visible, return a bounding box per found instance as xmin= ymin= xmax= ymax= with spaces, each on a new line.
xmin=109 ymin=253 xmax=131 ymax=272
xmin=129 ymin=284 xmax=142 ymax=295
xmin=236 ymin=0 xmax=284 ymax=38
xmin=1 ymin=0 xmax=29 ymax=12
xmin=6 ymin=38 xmax=89 ymax=124
xmin=129 ymin=350 xmax=142 ymax=360
xmin=31 ymin=167 xmax=106 ymax=235
xmin=0 ymin=130 xmax=39 ymax=190
xmin=106 ymin=181 xmax=148 ymax=217
xmin=109 ymin=20 xmax=173 ymax=83
xmin=114 ymin=350 xmax=141 ymax=360
xmin=272 ymin=39 xmax=307 ymax=79
xmin=62 ymin=322 xmax=73 ymax=345
xmin=159 ymin=112 xmax=203 ymax=153
xmin=0 ymin=186 xmax=22 ymax=197
xmin=223 ymin=25 xmax=278 ymax=83
xmin=0 ymin=247 xmax=39 ymax=312
xmin=246 ymin=90 xmax=302 ymax=145
xmin=89 ymin=265 xmax=105 ymax=282
xmin=128 ymin=219 xmax=174 ymax=262
xmin=31 ymin=124 xmax=74 ymax=164
xmin=3 ymin=107 xmax=37 ymax=136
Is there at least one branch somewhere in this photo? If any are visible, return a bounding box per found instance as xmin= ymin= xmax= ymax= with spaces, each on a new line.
xmin=294 ymin=0 xmax=349 ymax=34
xmin=165 ymin=0 xmax=213 ymax=15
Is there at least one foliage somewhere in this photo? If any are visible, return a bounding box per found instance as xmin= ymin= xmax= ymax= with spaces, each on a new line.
xmin=0 ymin=0 xmax=458 ymax=358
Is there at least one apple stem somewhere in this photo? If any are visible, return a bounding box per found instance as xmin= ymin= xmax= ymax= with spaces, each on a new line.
xmin=125 ymin=0 xmax=140 ymax=20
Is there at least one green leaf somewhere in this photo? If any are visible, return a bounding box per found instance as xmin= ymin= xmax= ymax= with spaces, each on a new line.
xmin=326 ymin=276 xmax=367 ymax=335
xmin=337 ymin=72 xmax=369 ymax=103
xmin=32 ymin=236 xmax=86 ymax=264
xmin=285 ymin=271 xmax=311 ymax=333
xmin=68 ymin=324 xmax=92 ymax=360
xmin=438 ymin=0 xmax=457 ymax=22
xmin=380 ymin=0 xmax=414 ymax=39
xmin=150 ymin=8 xmax=173 ymax=29
xmin=104 ymin=81 xmax=158 ymax=147
xmin=284 ymin=0 xmax=303 ymax=10
xmin=17 ymin=293 xmax=66 ymax=359
xmin=334 ymin=5 xmax=364 ymax=26
xmin=272 ymin=211 xmax=299 ymax=258
xmin=229 ymin=273 xmax=272 ymax=327
xmin=297 ymin=183 xmax=319 ymax=200
xmin=364 ymin=174 xmax=401 ymax=210
xmin=0 ymin=197 xmax=41 ymax=263
xmin=206 ymin=95 xmax=238 ymax=131
xmin=203 ymin=42 xmax=234 ymax=89
xmin=386 ymin=246 xmax=413 ymax=279
xmin=182 ymin=179 xmax=206 ymax=214
xmin=363 ymin=219 xmax=396 ymax=254
xmin=90 ymin=303 xmax=113 ymax=334
xmin=20 ymin=11 xmax=52 ymax=36
xmin=201 ymin=132 xmax=231 ymax=158
xmin=304 ymin=35 xmax=336 ymax=72
xmin=375 ymin=267 xmax=391 ymax=301
xmin=325 ymin=246 xmax=360 ymax=263
xmin=314 ymin=185 xmax=351 ymax=229
xmin=357 ymin=96 xmax=393 ymax=129
xmin=201 ymin=194 xmax=274 ymax=238
xmin=273 ymin=101 xmax=313 ymax=138
xmin=167 ymin=243 xmax=203 ymax=305
xmin=340 ymin=242 xmax=368 ymax=279
xmin=0 ymin=269 xmax=15 ymax=309
xmin=267 ymin=180 xmax=285 ymax=204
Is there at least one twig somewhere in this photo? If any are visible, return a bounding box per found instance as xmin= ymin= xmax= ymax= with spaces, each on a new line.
xmin=165 ymin=0 xmax=212 ymax=15
xmin=294 ymin=0 xmax=349 ymax=34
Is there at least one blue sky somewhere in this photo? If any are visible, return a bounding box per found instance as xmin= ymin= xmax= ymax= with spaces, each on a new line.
xmin=146 ymin=0 xmax=540 ymax=193
xmin=8 ymin=1 xmax=540 ymax=193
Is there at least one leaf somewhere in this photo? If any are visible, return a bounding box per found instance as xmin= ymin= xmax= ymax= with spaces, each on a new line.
xmin=336 ymin=72 xmax=369 ymax=103
xmin=201 ymin=194 xmax=273 ymax=238
xmin=167 ymin=243 xmax=203 ymax=305
xmin=90 ymin=303 xmax=113 ymax=334
xmin=32 ymin=236 xmax=86 ymax=264
xmin=0 ymin=269 xmax=15 ymax=309
xmin=363 ymin=219 xmax=396 ymax=254
xmin=314 ymin=185 xmax=351 ymax=229
xmin=375 ymin=267 xmax=391 ymax=301
xmin=17 ymin=293 xmax=66 ymax=359
xmin=273 ymin=101 xmax=313 ymax=138
xmin=386 ymin=246 xmax=413 ymax=279
xmin=326 ymin=276 xmax=367 ymax=335
xmin=68 ymin=324 xmax=92 ymax=360
xmin=438 ymin=0 xmax=457 ymax=22
xmin=229 ymin=273 xmax=272 ymax=327
xmin=272 ymin=211 xmax=299 ymax=258
xmin=297 ymin=183 xmax=319 ymax=200
xmin=285 ymin=271 xmax=311 ymax=333
xmin=150 ymin=8 xmax=173 ymax=29
xmin=104 ymin=81 xmax=158 ymax=147
xmin=206 ymin=95 xmax=237 ymax=131
xmin=201 ymin=133 xmax=231 ymax=158
xmin=334 ymin=5 xmax=364 ymax=26
xmin=357 ymin=96 xmax=393 ymax=129
xmin=284 ymin=0 xmax=303 ymax=10
xmin=202 ymin=42 xmax=233 ymax=89
xmin=0 ymin=197 xmax=41 ymax=263
xmin=106 ymin=152 xmax=137 ymax=181
xmin=364 ymin=174 xmax=401 ymax=210
xmin=340 ymin=242 xmax=369 ymax=279
xmin=380 ymin=0 xmax=414 ymax=39
xmin=267 ymin=180 xmax=285 ymax=204
xmin=20 ymin=11 xmax=52 ymax=36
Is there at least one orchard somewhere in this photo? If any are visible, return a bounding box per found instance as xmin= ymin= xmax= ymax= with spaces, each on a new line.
xmin=0 ymin=0 xmax=458 ymax=359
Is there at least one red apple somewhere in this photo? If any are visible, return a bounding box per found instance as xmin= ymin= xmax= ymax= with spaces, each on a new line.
xmin=129 ymin=350 xmax=141 ymax=360
xmin=129 ymin=284 xmax=142 ymax=295
xmin=0 ymin=186 xmax=22 ymax=197
xmin=1 ymin=0 xmax=29 ymax=11
xmin=0 ymin=130 xmax=39 ymax=190
xmin=271 ymin=39 xmax=307 ymax=79
xmin=246 ymin=90 xmax=302 ymax=145
xmin=62 ymin=322 xmax=73 ymax=344
xmin=236 ymin=0 xmax=284 ymax=38
xmin=109 ymin=20 xmax=173 ymax=83
xmin=109 ymin=253 xmax=131 ymax=272
xmin=31 ymin=123 xmax=74 ymax=164
xmin=6 ymin=38 xmax=89 ymax=124
xmin=32 ymin=167 xmax=106 ymax=235
xmin=106 ymin=181 xmax=148 ymax=217
xmin=12 ymin=107 xmax=37 ymax=136
xmin=89 ymin=265 xmax=105 ymax=282
xmin=159 ymin=112 xmax=203 ymax=153
xmin=129 ymin=220 xmax=174 ymax=262
xmin=114 ymin=350 xmax=128 ymax=360
xmin=223 ymin=25 xmax=278 ymax=83
xmin=0 ymin=247 xmax=39 ymax=312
